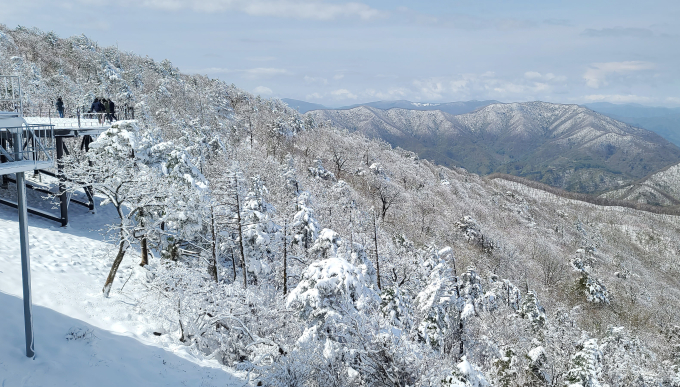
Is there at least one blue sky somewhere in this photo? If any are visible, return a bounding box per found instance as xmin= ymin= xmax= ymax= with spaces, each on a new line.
xmin=2 ymin=0 xmax=679 ymax=107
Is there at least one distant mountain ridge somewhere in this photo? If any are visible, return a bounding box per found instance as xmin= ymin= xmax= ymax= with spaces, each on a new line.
xmin=337 ymin=100 xmax=499 ymax=116
xmin=281 ymin=98 xmax=498 ymax=115
xmin=281 ymin=99 xmax=329 ymax=113
xmin=584 ymin=102 xmax=680 ymax=147
xmin=307 ymin=101 xmax=680 ymax=194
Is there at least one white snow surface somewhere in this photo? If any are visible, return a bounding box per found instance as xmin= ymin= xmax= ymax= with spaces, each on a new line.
xmin=0 ymin=193 xmax=245 ymax=385
xmin=23 ymin=116 xmax=104 ymax=129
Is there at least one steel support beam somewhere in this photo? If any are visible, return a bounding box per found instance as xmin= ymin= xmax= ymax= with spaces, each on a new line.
xmin=12 ymin=129 xmax=34 ymax=358
xmin=16 ymin=171 xmax=35 ymax=358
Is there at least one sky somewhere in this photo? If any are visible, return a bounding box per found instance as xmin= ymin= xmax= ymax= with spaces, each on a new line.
xmin=1 ymin=0 xmax=679 ymax=107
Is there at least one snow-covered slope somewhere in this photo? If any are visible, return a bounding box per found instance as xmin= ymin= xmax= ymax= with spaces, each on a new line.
xmin=308 ymin=102 xmax=680 ymax=193
xmin=600 ymin=162 xmax=680 ymax=206
xmin=0 ymin=191 xmax=245 ymax=386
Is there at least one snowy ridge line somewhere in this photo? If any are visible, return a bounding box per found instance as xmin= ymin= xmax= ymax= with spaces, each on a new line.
xmin=485 ymin=172 xmax=680 ymax=216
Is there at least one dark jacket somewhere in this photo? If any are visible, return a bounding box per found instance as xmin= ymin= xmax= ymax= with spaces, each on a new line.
xmin=96 ymin=101 xmax=105 ymax=113
xmin=109 ymin=101 xmax=115 ymax=113
xmin=56 ymin=100 xmax=64 ymax=111
xmin=104 ymin=100 xmax=111 ymax=114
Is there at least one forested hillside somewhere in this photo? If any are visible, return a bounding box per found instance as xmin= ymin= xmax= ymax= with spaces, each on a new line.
xmin=2 ymin=25 xmax=680 ymax=386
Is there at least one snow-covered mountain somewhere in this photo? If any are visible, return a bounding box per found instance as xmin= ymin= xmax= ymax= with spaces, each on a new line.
xmin=308 ymin=102 xmax=680 ymax=193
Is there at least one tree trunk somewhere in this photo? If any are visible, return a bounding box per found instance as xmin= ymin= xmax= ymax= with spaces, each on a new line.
xmin=234 ymin=178 xmax=247 ymax=288
xmin=139 ymin=207 xmax=148 ymax=266
xmin=283 ymin=220 xmax=288 ymax=295
xmin=373 ymin=214 xmax=381 ymax=290
xmin=102 ymin=238 xmax=129 ymax=297
xmin=209 ymin=205 xmax=218 ymax=282
xmin=231 ymin=247 xmax=237 ymax=282
xmin=140 ymin=237 xmax=148 ymax=266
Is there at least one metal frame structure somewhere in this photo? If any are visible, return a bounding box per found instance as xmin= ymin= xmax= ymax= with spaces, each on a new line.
xmin=0 ymin=76 xmax=54 ymax=359
xmin=1 ymin=76 xmax=112 ymax=359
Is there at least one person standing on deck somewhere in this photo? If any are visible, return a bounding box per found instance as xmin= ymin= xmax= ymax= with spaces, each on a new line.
xmin=109 ymin=99 xmax=117 ymax=121
xmin=103 ymin=98 xmax=111 ymax=123
xmin=89 ymin=97 xmax=98 ymax=114
xmin=96 ymin=98 xmax=106 ymax=124
xmin=55 ymin=97 xmax=64 ymax=118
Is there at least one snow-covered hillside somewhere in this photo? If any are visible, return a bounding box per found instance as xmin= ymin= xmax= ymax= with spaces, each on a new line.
xmin=0 ymin=190 xmax=246 ymax=386
xmin=1 ymin=25 xmax=680 ymax=386
xmin=601 ymin=162 xmax=680 ymax=206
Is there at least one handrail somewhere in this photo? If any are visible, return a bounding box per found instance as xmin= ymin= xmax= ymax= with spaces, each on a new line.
xmin=0 ymin=124 xmax=55 ymax=170
xmin=0 ymin=76 xmax=23 ymax=116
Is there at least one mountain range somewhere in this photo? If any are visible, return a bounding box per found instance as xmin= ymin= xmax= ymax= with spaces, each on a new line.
xmin=306 ymin=101 xmax=680 ymax=194
xmin=282 ymin=98 xmax=498 ymax=116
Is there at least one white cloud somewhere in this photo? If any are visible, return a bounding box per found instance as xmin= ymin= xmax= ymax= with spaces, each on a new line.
xmin=242 ymin=67 xmax=289 ymax=79
xmin=582 ymin=94 xmax=652 ymax=103
xmin=582 ymin=27 xmax=655 ymax=38
xmin=253 ymin=86 xmax=273 ymax=95
xmin=304 ymin=75 xmax=328 ymax=85
xmin=246 ymin=56 xmax=276 ymax=62
xmin=524 ymin=71 xmax=566 ymax=82
xmin=413 ymin=79 xmax=446 ymax=100
xmin=410 ymin=71 xmax=567 ymax=101
xmin=331 ymin=88 xmax=357 ymax=100
xmin=364 ymin=87 xmax=408 ymax=100
xmin=306 ymin=92 xmax=324 ymax=100
xmin=666 ymin=97 xmax=680 ymax=105
xmin=524 ymin=71 xmax=542 ymax=79
xmin=126 ymin=0 xmax=383 ymax=20
xmin=185 ymin=67 xmax=289 ymax=79
xmin=583 ymin=61 xmax=655 ymax=88
xmin=333 ymin=74 xmax=345 ymax=80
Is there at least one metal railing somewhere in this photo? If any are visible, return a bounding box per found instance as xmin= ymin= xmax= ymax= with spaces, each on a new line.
xmin=0 ymin=76 xmax=23 ymax=115
xmin=0 ymin=124 xmax=55 ymax=172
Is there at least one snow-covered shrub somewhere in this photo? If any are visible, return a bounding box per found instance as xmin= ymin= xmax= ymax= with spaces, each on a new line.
xmin=440 ymin=357 xmax=489 ymax=387
xmin=287 ymin=256 xmax=380 ymax=325
xmin=526 ymin=345 xmax=550 ymax=384
xmin=493 ymin=349 xmax=518 ymax=387
xmin=415 ymin=251 xmax=460 ymax=352
xmin=482 ymin=275 xmax=522 ymax=313
xmin=456 ymin=216 xmax=494 ymax=253
xmin=380 ymin=286 xmax=414 ymax=330
xmin=144 ymin=261 xmax=286 ymax=367
xmin=578 ymin=272 xmax=611 ymax=305
xmin=519 ymin=291 xmax=546 ymax=330
xmin=291 ymin=191 xmax=319 ymax=250
xmin=565 ymin=338 xmax=602 ymax=387
xmin=309 ymin=159 xmax=336 ymax=181
xmin=240 ymin=181 xmax=279 ymax=282
xmin=308 ymin=228 xmax=342 ymax=260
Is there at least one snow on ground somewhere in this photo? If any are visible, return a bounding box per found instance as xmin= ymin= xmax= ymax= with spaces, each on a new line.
xmin=24 ymin=117 xmax=105 ymax=129
xmin=0 ymin=180 xmax=246 ymax=386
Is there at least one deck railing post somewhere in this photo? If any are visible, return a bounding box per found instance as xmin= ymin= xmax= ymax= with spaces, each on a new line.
xmin=1 ymin=137 xmax=8 ymax=189
xmin=56 ymin=136 xmax=68 ymax=227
